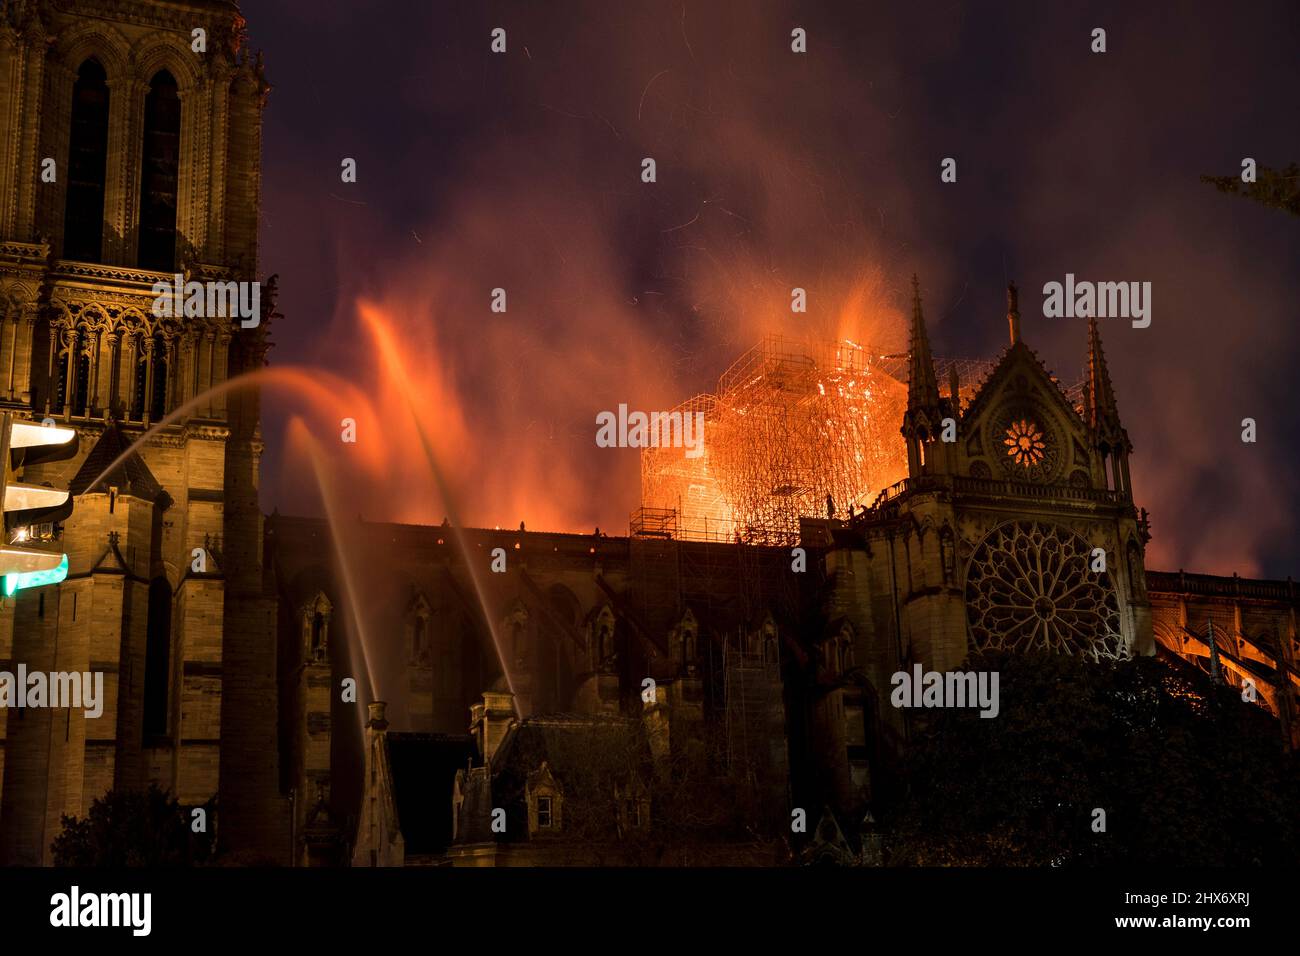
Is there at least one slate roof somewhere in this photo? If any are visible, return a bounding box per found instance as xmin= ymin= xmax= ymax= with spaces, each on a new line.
xmin=384 ymin=732 xmax=477 ymax=855
xmin=68 ymin=424 xmax=163 ymax=501
xmin=453 ymin=714 xmax=649 ymax=844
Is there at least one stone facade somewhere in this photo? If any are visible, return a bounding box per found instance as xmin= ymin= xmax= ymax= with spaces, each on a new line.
xmin=0 ymin=0 xmax=283 ymax=864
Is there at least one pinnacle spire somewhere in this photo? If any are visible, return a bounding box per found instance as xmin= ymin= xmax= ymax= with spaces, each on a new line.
xmin=1007 ymin=281 xmax=1021 ymax=345
xmin=1206 ymin=618 xmax=1222 ymax=685
xmin=1086 ymin=316 xmax=1120 ymax=432
xmin=907 ymin=274 xmax=940 ymax=412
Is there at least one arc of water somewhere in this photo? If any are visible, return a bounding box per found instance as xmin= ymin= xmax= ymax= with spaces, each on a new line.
xmin=358 ymin=308 xmax=520 ymax=715
xmin=81 ymin=366 xmax=363 ymax=495
xmin=287 ymin=417 xmax=377 ymax=721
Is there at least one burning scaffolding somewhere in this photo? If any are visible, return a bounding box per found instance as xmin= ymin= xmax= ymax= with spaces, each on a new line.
xmin=638 ymin=335 xmax=999 ymax=545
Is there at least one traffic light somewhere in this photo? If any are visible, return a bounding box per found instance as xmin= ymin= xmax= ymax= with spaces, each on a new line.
xmin=1 ymin=411 xmax=78 ymax=596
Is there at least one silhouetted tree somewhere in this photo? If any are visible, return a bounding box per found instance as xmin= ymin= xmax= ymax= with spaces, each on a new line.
xmin=1202 ymin=162 xmax=1300 ymax=217
xmin=51 ymin=785 xmax=215 ymax=866
xmin=885 ymin=650 xmax=1300 ymax=866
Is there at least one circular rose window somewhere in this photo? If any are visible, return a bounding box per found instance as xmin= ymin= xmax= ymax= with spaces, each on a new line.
xmin=991 ymin=404 xmax=1061 ymax=482
xmin=965 ymin=520 xmax=1128 ymax=661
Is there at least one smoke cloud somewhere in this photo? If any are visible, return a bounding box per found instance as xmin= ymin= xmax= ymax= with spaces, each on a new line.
xmin=256 ymin=0 xmax=1300 ymax=576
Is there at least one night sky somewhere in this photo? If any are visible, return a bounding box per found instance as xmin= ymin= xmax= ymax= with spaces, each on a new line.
xmin=247 ymin=1 xmax=1299 ymax=577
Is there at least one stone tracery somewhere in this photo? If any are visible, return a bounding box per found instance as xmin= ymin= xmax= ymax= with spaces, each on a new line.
xmin=965 ymin=519 xmax=1127 ymax=661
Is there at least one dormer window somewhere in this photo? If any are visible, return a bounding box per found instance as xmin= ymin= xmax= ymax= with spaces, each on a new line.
xmin=526 ymin=761 xmax=562 ymax=837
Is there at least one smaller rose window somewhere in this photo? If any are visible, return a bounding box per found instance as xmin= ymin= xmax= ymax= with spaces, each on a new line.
xmin=1004 ymin=418 xmax=1046 ymax=468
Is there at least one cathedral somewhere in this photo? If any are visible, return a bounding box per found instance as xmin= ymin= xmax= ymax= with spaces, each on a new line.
xmin=0 ymin=0 xmax=1295 ymax=867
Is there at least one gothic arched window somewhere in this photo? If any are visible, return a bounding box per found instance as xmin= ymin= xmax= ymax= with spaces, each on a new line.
xmin=63 ymin=60 xmax=110 ymax=264
xmin=137 ymin=70 xmax=181 ymax=271
xmin=302 ymin=592 xmax=333 ymax=662
xmin=311 ymin=612 xmax=325 ymax=655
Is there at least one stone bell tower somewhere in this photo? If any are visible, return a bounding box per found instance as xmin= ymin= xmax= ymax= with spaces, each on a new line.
xmin=0 ymin=0 xmax=283 ymax=863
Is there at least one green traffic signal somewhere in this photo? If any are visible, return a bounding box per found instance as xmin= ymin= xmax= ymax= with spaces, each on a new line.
xmin=2 ymin=552 xmax=68 ymax=597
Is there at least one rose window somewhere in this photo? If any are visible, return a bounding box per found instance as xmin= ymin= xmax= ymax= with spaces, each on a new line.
xmin=991 ymin=404 xmax=1061 ymax=482
xmin=965 ymin=520 xmax=1127 ymax=661
xmin=1004 ymin=418 xmax=1046 ymax=468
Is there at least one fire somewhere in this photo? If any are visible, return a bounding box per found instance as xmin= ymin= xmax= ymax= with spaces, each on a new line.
xmin=639 ymin=335 xmax=911 ymax=544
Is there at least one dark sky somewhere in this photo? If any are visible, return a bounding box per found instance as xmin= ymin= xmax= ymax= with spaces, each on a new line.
xmin=247 ymin=0 xmax=1300 ymax=577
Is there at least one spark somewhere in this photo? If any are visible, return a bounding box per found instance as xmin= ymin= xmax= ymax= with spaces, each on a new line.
xmin=638 ymin=69 xmax=671 ymax=121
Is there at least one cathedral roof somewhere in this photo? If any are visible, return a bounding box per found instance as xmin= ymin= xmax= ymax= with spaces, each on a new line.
xmin=957 ymin=339 xmax=1083 ymax=434
xmin=454 ymin=714 xmax=647 ymax=844
xmin=69 ymin=423 xmax=163 ymax=502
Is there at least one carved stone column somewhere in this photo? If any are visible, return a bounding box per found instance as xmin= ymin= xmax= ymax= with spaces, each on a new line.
xmin=214 ymin=331 xmax=231 ymax=419
xmin=107 ymin=328 xmax=122 ymax=418
xmin=1 ymin=301 xmax=13 ymax=400
xmin=18 ymin=312 xmax=35 ymax=403
xmin=122 ymin=333 xmax=138 ymax=421
xmin=61 ymin=326 xmax=75 ymax=418
xmin=142 ymin=336 xmax=155 ymax=426
xmin=87 ymin=328 xmax=102 ymax=416
xmin=44 ymin=322 xmax=57 ymax=416
xmin=165 ymin=335 xmax=178 ymax=418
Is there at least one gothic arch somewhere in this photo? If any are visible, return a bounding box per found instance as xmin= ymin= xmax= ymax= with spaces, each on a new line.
xmin=61 ymin=58 xmax=112 ymax=264
xmin=130 ymin=34 xmax=204 ymax=95
xmin=670 ymin=608 xmax=699 ymax=670
xmin=1151 ymin=619 xmax=1180 ymax=653
xmin=300 ymin=591 xmax=334 ymax=662
xmin=1 ymin=284 xmax=35 ymax=309
xmin=587 ymin=604 xmax=617 ymax=671
xmin=55 ymin=24 xmax=132 ymax=83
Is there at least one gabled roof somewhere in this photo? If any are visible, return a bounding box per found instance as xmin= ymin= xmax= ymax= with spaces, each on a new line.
xmin=69 ymin=423 xmax=163 ymax=502
xmin=455 ymin=714 xmax=648 ymax=844
xmin=958 ymin=340 xmax=1087 ymax=438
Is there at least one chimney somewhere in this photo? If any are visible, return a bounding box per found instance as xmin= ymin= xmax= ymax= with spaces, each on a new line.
xmin=366 ymin=700 xmax=389 ymax=733
xmin=469 ymin=682 xmax=516 ymax=762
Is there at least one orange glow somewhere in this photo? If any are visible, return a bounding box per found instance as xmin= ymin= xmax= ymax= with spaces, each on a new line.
xmin=640 ymin=336 xmax=910 ymax=544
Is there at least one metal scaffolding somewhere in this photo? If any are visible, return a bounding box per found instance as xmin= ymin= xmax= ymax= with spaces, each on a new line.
xmin=640 ymin=336 xmax=913 ymax=545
